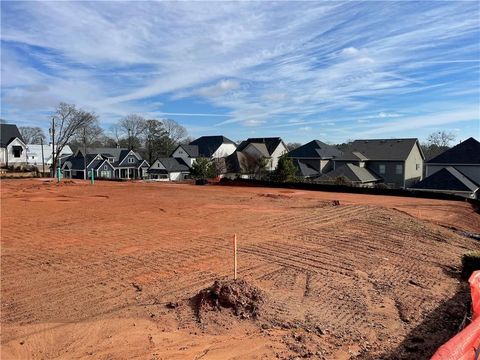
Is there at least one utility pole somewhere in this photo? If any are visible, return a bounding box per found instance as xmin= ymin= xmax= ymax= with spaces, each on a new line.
xmin=40 ymin=138 xmax=45 ymax=177
xmin=128 ymin=128 xmax=132 ymax=150
xmin=83 ymin=127 xmax=87 ymax=180
xmin=49 ymin=117 xmax=55 ymax=178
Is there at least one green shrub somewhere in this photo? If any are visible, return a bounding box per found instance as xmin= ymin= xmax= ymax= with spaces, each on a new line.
xmin=462 ymin=251 xmax=480 ymax=279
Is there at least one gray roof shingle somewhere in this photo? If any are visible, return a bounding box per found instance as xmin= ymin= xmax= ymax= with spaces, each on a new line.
xmin=189 ymin=136 xmax=236 ymax=157
xmin=336 ymin=138 xmax=420 ymax=161
xmin=288 ymin=140 xmax=343 ymax=159
xmin=412 ymin=167 xmax=479 ymax=192
xmin=237 ymin=137 xmax=284 ymax=156
xmin=149 ymin=157 xmax=190 ymax=172
xmin=318 ymin=163 xmax=380 ymax=183
xmin=428 ymin=137 xmax=480 ymax=164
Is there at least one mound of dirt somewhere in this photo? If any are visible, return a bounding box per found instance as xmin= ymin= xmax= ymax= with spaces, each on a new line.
xmin=193 ymin=279 xmax=265 ymax=320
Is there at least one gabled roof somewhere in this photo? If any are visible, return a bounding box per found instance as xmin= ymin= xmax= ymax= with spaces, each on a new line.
xmin=150 ymin=157 xmax=190 ymax=172
xmin=319 ymin=163 xmax=380 ymax=183
xmin=237 ymin=137 xmax=284 ymax=156
xmin=246 ymin=142 xmax=270 ymax=158
xmin=292 ymin=159 xmax=320 ymax=177
xmin=189 ymin=136 xmax=236 ymax=157
xmin=412 ymin=167 xmax=479 ymax=192
xmin=176 ymin=144 xmax=199 ymax=157
xmin=288 ymin=140 xmax=343 ymax=159
xmin=0 ymin=124 xmax=25 ymax=147
xmin=87 ymin=159 xmax=103 ymax=170
xmin=428 ymin=137 xmax=480 ymax=165
xmin=85 ymin=147 xmax=128 ymax=161
xmin=336 ymin=138 xmax=420 ymax=161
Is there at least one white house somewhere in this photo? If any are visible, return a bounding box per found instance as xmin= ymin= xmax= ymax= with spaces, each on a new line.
xmin=236 ymin=137 xmax=288 ymax=171
xmin=171 ymin=135 xmax=237 ymax=168
xmin=0 ymin=124 xmax=28 ymax=167
xmin=26 ymin=144 xmax=73 ymax=168
xmin=147 ymin=158 xmax=190 ymax=181
xmin=224 ymin=137 xmax=289 ymax=178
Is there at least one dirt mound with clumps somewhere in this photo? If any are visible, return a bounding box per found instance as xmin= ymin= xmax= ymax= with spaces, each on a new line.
xmin=193 ymin=279 xmax=266 ymax=321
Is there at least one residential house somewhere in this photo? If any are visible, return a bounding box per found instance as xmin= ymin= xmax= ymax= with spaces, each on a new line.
xmin=26 ymin=144 xmax=73 ymax=170
xmin=224 ymin=137 xmax=288 ymax=178
xmin=315 ymin=163 xmax=381 ymax=187
xmin=287 ymin=140 xmax=343 ymax=178
xmin=0 ymin=124 xmax=27 ymax=167
xmin=171 ymin=136 xmax=237 ymax=167
xmin=147 ymin=158 xmax=190 ymax=181
xmin=333 ymin=138 xmax=424 ymax=188
xmin=411 ymin=137 xmax=480 ymax=198
xmin=62 ymin=147 xmax=149 ymax=179
xmin=424 ymin=137 xmax=480 ymax=185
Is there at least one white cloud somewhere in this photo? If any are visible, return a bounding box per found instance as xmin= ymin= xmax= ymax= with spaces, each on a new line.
xmin=1 ymin=0 xmax=479 ymax=138
xmin=299 ymin=126 xmax=312 ymax=131
xmin=196 ymin=79 xmax=240 ymax=98
xmin=341 ymin=47 xmax=360 ymax=56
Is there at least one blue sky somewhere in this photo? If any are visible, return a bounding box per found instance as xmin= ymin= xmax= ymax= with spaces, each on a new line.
xmin=1 ymin=1 xmax=479 ymax=144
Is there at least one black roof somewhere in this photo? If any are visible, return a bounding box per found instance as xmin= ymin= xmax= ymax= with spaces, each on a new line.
xmin=176 ymin=144 xmax=199 ymax=157
xmin=412 ymin=167 xmax=479 ymax=192
xmin=336 ymin=138 xmax=421 ymax=161
xmin=428 ymin=137 xmax=480 ymax=164
xmin=189 ymin=136 xmax=236 ymax=157
xmin=288 ymin=140 xmax=343 ymax=159
xmin=0 ymin=124 xmax=25 ymax=147
xmin=150 ymin=157 xmax=190 ymax=172
xmin=237 ymin=137 xmax=284 ymax=156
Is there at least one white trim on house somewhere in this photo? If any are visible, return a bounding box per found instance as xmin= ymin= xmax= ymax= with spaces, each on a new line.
xmin=118 ymin=150 xmax=142 ymax=166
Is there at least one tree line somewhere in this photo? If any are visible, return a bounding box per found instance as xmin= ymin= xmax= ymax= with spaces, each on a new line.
xmin=18 ymin=102 xmax=191 ymax=170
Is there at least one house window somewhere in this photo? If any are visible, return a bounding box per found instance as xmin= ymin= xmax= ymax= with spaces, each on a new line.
xmin=104 ymin=165 xmax=108 ymax=170
xmin=378 ymin=164 xmax=386 ymax=174
xmin=128 ymin=157 xmax=135 ymax=163
xmin=12 ymin=146 xmax=22 ymax=158
xmin=416 ymin=164 xmax=420 ymax=171
xmin=395 ymin=164 xmax=403 ymax=175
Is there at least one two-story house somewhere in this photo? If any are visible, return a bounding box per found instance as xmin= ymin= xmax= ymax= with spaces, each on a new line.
xmin=62 ymin=147 xmax=149 ymax=179
xmin=171 ymin=136 xmax=237 ymax=167
xmin=224 ymin=137 xmax=289 ymax=178
xmin=332 ymin=138 xmax=424 ymax=188
xmin=288 ymin=140 xmax=343 ymax=178
xmin=0 ymin=124 xmax=28 ymax=167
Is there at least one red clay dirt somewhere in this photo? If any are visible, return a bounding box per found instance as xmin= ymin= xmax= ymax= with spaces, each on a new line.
xmin=1 ymin=179 xmax=479 ymax=359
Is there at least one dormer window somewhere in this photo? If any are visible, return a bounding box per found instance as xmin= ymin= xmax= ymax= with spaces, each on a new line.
xmin=128 ymin=157 xmax=135 ymax=163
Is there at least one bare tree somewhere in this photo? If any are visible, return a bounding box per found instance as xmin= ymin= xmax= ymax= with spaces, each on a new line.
xmin=161 ymin=119 xmax=188 ymax=155
xmin=426 ymin=131 xmax=456 ymax=147
xmin=50 ymin=102 xmax=97 ymax=171
xmin=286 ymin=142 xmax=302 ymax=151
xmin=68 ymin=118 xmax=105 ymax=151
xmin=421 ymin=130 xmax=457 ymax=160
xmin=19 ymin=126 xmax=46 ymax=144
xmin=118 ymin=114 xmax=147 ymax=150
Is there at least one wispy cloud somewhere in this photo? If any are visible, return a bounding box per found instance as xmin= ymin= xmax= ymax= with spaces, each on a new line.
xmin=1 ymin=1 xmax=479 ymax=143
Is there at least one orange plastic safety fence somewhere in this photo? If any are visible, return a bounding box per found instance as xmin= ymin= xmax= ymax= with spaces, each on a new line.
xmin=431 ymin=271 xmax=480 ymax=360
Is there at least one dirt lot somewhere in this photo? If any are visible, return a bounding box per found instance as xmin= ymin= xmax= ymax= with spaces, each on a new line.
xmin=1 ymin=179 xmax=479 ymax=359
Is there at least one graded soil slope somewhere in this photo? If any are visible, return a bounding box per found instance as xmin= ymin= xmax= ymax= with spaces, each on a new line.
xmin=1 ymin=179 xmax=479 ymax=359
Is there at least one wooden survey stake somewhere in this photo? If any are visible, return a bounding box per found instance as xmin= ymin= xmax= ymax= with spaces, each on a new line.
xmin=233 ymin=234 xmax=237 ymax=280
